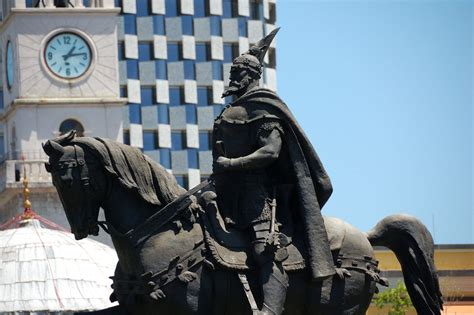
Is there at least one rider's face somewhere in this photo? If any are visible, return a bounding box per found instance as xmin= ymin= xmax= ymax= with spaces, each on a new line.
xmin=229 ymin=66 xmax=248 ymax=87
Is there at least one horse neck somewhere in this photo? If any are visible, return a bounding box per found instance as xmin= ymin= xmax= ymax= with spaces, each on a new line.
xmin=101 ymin=179 xmax=159 ymax=235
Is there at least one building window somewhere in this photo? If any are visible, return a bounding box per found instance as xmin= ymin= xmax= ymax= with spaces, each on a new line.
xmin=118 ymin=43 xmax=125 ymax=61
xmin=238 ymin=18 xmax=248 ymax=37
xmin=188 ymin=149 xmax=199 ymax=168
xmin=266 ymin=47 xmax=276 ymax=68
xmin=197 ymin=87 xmax=211 ymax=106
xmin=172 ymin=131 xmax=186 ymax=150
xmin=123 ymin=130 xmax=130 ymax=145
xmin=139 ymin=43 xmax=153 ymax=61
xmin=175 ymin=175 xmax=189 ymax=189
xmin=249 ymin=0 xmax=262 ymax=20
xmin=127 ymin=60 xmax=139 ymax=79
xmin=59 ymin=119 xmax=84 ymax=137
xmin=196 ymin=43 xmax=210 ymax=62
xmin=157 ymin=105 xmax=169 ymax=123
xmin=153 ymin=15 xmax=165 ymax=35
xmin=267 ymin=3 xmax=276 ymax=24
xmin=155 ymin=60 xmax=167 ymax=80
xmin=185 ymin=105 xmax=197 ymax=123
xmin=167 ymin=43 xmax=182 ymax=61
xmin=224 ymin=95 xmax=233 ymax=105
xmin=129 ymin=104 xmax=141 ymax=124
xmin=165 ymin=0 xmax=178 ymax=17
xmin=182 ymin=16 xmax=194 ymax=35
xmin=124 ymin=15 xmax=137 ymax=34
xmin=194 ymin=0 xmax=208 ymax=17
xmin=159 ymin=148 xmax=171 ymax=168
xmin=224 ymin=43 xmax=239 ymax=63
xmin=136 ymin=0 xmax=151 ymax=16
xmin=141 ymin=87 xmax=154 ymax=106
xmin=212 ymin=61 xmax=223 ymax=80
xmin=169 ymin=87 xmax=183 ymax=106
xmin=184 ymin=61 xmax=195 ymax=80
xmin=143 ymin=130 xmax=158 ymax=150
xmin=120 ymin=87 xmax=127 ymax=98
xmin=223 ymin=0 xmax=236 ymax=18
xmin=210 ymin=16 xmax=222 ymax=36
xmin=199 ymin=131 xmax=212 ymax=151
xmin=214 ymin=104 xmax=225 ymax=117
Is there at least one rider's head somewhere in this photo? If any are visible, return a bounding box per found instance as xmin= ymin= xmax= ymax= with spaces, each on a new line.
xmin=222 ymin=28 xmax=280 ymax=99
xmin=222 ymin=52 xmax=262 ymax=98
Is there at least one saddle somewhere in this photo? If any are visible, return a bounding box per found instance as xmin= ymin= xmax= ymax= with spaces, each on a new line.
xmin=199 ymin=203 xmax=345 ymax=272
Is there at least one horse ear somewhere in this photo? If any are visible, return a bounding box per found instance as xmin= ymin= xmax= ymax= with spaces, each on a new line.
xmin=55 ymin=130 xmax=76 ymax=145
xmin=42 ymin=140 xmax=65 ymax=157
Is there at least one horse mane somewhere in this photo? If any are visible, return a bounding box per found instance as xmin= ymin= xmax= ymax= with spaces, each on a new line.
xmin=68 ymin=136 xmax=186 ymax=207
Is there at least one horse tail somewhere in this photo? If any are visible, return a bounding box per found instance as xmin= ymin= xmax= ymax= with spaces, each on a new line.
xmin=366 ymin=214 xmax=443 ymax=315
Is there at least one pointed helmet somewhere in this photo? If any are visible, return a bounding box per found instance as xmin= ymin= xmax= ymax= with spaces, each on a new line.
xmin=232 ymin=27 xmax=280 ymax=77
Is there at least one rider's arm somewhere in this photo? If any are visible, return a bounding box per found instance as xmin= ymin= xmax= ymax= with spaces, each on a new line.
xmin=215 ymin=121 xmax=283 ymax=171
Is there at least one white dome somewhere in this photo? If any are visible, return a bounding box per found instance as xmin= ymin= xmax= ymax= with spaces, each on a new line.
xmin=0 ymin=219 xmax=118 ymax=313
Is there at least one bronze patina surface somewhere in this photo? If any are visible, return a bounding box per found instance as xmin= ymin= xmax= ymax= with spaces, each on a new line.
xmin=44 ymin=29 xmax=443 ymax=315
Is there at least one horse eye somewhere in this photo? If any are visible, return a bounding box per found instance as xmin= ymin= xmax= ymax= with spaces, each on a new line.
xmin=60 ymin=169 xmax=74 ymax=187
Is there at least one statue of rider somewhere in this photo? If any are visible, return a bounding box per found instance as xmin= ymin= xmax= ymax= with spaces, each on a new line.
xmin=211 ymin=28 xmax=335 ymax=315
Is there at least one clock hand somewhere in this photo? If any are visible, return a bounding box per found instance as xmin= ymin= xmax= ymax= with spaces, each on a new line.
xmin=62 ymin=46 xmax=76 ymax=60
xmin=68 ymin=52 xmax=87 ymax=58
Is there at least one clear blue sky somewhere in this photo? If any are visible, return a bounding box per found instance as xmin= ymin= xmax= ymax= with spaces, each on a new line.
xmin=276 ymin=0 xmax=473 ymax=244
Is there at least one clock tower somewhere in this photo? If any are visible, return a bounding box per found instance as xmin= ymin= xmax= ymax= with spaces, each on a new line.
xmin=0 ymin=0 xmax=124 ymax=240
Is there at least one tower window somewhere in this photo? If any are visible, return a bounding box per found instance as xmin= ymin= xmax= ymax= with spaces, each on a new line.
xmin=182 ymin=16 xmax=194 ymax=35
xmin=194 ymin=0 xmax=208 ymax=17
xmin=59 ymin=119 xmax=84 ymax=137
xmin=172 ymin=131 xmax=186 ymax=150
xmin=250 ymin=0 xmax=262 ymax=20
xmin=196 ymin=43 xmax=210 ymax=62
xmin=197 ymin=87 xmax=211 ymax=106
xmin=210 ymin=16 xmax=222 ymax=36
xmin=224 ymin=43 xmax=239 ymax=63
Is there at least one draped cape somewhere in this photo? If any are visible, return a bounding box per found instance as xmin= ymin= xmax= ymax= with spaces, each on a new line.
xmin=230 ymin=87 xmax=335 ymax=279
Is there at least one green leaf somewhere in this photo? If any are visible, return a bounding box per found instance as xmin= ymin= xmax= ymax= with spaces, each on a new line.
xmin=373 ymin=281 xmax=414 ymax=315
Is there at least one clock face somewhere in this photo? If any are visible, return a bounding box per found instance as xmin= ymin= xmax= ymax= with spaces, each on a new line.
xmin=6 ymin=41 xmax=14 ymax=89
xmin=44 ymin=32 xmax=92 ymax=79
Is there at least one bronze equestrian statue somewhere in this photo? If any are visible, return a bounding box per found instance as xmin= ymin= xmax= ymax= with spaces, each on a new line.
xmin=43 ymin=29 xmax=443 ymax=315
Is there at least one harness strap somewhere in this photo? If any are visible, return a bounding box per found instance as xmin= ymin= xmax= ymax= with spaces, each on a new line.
xmin=74 ymin=145 xmax=98 ymax=234
xmin=98 ymin=180 xmax=211 ymax=247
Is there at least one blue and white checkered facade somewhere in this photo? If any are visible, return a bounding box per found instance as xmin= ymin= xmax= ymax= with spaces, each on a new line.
xmin=0 ymin=0 xmax=277 ymax=190
xmin=116 ymin=0 xmax=278 ymax=189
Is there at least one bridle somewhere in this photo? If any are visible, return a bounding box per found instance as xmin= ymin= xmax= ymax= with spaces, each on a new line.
xmin=46 ymin=142 xmax=212 ymax=244
xmin=46 ymin=144 xmax=100 ymax=235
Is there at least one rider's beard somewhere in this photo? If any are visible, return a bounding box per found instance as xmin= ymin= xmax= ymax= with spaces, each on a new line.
xmin=222 ymin=76 xmax=251 ymax=98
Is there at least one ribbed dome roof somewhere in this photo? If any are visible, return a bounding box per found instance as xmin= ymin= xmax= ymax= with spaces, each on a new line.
xmin=0 ymin=219 xmax=118 ymax=313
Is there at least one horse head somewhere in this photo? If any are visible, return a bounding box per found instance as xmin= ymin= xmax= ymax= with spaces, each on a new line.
xmin=43 ymin=130 xmax=104 ymax=240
